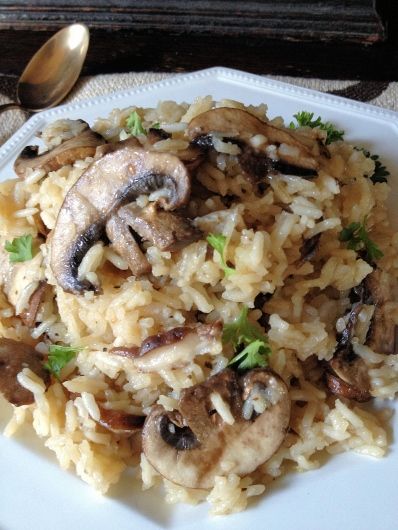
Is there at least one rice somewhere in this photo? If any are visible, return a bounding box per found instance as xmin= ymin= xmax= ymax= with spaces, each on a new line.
xmin=1 ymin=96 xmax=398 ymax=516
xmin=210 ymin=392 xmax=235 ymax=425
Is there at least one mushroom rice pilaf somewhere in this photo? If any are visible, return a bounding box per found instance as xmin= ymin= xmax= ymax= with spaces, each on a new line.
xmin=1 ymin=97 xmax=398 ymax=515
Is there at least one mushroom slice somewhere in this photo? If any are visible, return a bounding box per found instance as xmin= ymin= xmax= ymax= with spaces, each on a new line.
xmin=239 ymin=146 xmax=318 ymax=187
xmin=364 ymin=269 xmax=396 ymax=354
xmin=14 ymin=125 xmax=106 ymax=179
xmin=145 ymin=127 xmax=205 ymax=172
xmin=98 ymin=406 xmax=145 ymax=435
xmin=142 ymin=368 xmax=290 ymax=489
xmin=20 ymin=281 xmax=48 ymax=327
xmin=298 ymin=233 xmax=321 ymax=265
xmin=187 ymin=107 xmax=320 ymax=172
xmin=326 ymin=345 xmax=371 ymax=402
xmin=325 ymin=290 xmax=372 ymax=402
xmin=147 ymin=128 xmax=171 ymax=144
xmin=325 ymin=372 xmax=370 ymax=402
xmin=105 ymin=215 xmax=151 ymax=276
xmin=111 ymin=322 xmax=222 ymax=371
xmin=176 ymin=145 xmax=205 ymax=172
xmin=50 ymin=141 xmax=191 ymax=294
xmin=116 ymin=202 xmax=203 ymax=252
xmin=0 ymin=338 xmax=50 ymax=406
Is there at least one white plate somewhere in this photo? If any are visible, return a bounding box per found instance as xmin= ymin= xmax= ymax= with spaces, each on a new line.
xmin=0 ymin=67 xmax=397 ymax=530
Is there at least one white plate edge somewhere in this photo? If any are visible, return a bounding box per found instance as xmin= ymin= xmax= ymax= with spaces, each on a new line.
xmin=1 ymin=66 xmax=398 ymax=170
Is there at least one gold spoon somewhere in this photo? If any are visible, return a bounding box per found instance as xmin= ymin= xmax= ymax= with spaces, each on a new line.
xmin=0 ymin=24 xmax=89 ymax=114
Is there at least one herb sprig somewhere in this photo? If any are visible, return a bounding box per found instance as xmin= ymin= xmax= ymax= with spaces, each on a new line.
xmin=126 ymin=110 xmax=146 ymax=136
xmin=339 ymin=217 xmax=383 ymax=262
xmin=355 ymin=147 xmax=390 ymax=184
xmin=207 ymin=233 xmax=236 ymax=277
xmin=44 ymin=344 xmax=82 ymax=379
xmin=4 ymin=234 xmax=34 ymax=263
xmin=223 ymin=306 xmax=272 ymax=370
xmin=290 ymin=111 xmax=344 ymax=144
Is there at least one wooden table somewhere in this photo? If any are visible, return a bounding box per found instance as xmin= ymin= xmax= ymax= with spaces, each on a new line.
xmin=0 ymin=0 xmax=396 ymax=80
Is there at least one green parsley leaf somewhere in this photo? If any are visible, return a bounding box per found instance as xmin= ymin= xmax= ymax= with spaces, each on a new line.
xmin=126 ymin=110 xmax=146 ymax=136
xmin=228 ymin=340 xmax=269 ymax=371
xmin=290 ymin=111 xmax=344 ymax=144
xmin=206 ymin=233 xmax=236 ymax=277
xmin=44 ymin=344 xmax=81 ymax=379
xmin=222 ymin=306 xmax=264 ymax=346
xmin=151 ymin=122 xmax=161 ymax=129
xmin=354 ymin=147 xmax=390 ymax=184
xmin=4 ymin=234 xmax=34 ymax=263
xmin=339 ymin=217 xmax=384 ymax=262
xmin=223 ymin=306 xmax=272 ymax=370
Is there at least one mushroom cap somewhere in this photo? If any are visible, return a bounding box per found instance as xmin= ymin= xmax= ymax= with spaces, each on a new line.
xmin=116 ymin=202 xmax=203 ymax=252
xmin=105 ymin=214 xmax=151 ymax=277
xmin=50 ymin=140 xmax=192 ymax=294
xmin=142 ymin=368 xmax=290 ymax=489
xmin=326 ymin=346 xmax=371 ymax=402
xmin=20 ymin=281 xmax=48 ymax=328
xmin=111 ymin=322 xmax=222 ymax=372
xmin=97 ymin=407 xmax=145 ymax=435
xmin=364 ymin=269 xmax=396 ymax=355
xmin=0 ymin=338 xmax=50 ymax=406
xmin=14 ymin=125 xmax=106 ymax=179
xmin=187 ymin=107 xmax=321 ymax=172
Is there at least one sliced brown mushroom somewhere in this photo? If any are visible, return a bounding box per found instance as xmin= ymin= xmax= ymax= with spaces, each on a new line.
xmin=142 ymin=368 xmax=290 ymax=489
xmin=50 ymin=140 xmax=191 ymax=294
xmin=186 ymin=107 xmax=321 ymax=176
xmin=111 ymin=322 xmax=222 ymax=371
xmin=176 ymin=145 xmax=206 ymax=172
xmin=146 ymin=127 xmax=205 ymax=172
xmin=298 ymin=233 xmax=321 ymax=264
xmin=105 ymin=215 xmax=151 ymax=276
xmin=253 ymin=291 xmax=273 ymax=330
xmin=98 ymin=406 xmax=145 ymax=435
xmin=0 ymin=338 xmax=50 ymax=406
xmin=326 ymin=345 xmax=371 ymax=402
xmin=115 ymin=202 xmax=202 ymax=252
xmin=325 ymin=282 xmax=373 ymax=402
xmin=363 ymin=269 xmax=396 ymax=354
xmin=14 ymin=123 xmax=106 ymax=179
xmin=238 ymin=146 xmax=318 ymax=186
xmin=147 ymin=127 xmax=171 ymax=144
xmin=20 ymin=281 xmax=48 ymax=328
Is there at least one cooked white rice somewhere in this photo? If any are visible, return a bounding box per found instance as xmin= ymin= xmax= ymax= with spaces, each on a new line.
xmin=1 ymin=96 xmax=398 ymax=515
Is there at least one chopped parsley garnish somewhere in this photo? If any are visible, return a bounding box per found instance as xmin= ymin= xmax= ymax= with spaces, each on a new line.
xmin=206 ymin=233 xmax=236 ymax=277
xmin=44 ymin=344 xmax=82 ymax=379
xmin=355 ymin=147 xmax=390 ymax=184
xmin=223 ymin=306 xmax=272 ymax=370
xmin=289 ymin=111 xmax=344 ymax=144
xmin=126 ymin=110 xmax=146 ymax=136
xmin=151 ymin=122 xmax=161 ymax=129
xmin=339 ymin=217 xmax=383 ymax=262
xmin=4 ymin=234 xmax=34 ymax=263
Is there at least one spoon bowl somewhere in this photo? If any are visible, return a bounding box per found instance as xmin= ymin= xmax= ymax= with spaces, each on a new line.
xmin=0 ymin=24 xmax=89 ymax=114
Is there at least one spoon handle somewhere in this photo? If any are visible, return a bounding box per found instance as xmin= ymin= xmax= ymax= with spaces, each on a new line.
xmin=0 ymin=102 xmax=22 ymax=114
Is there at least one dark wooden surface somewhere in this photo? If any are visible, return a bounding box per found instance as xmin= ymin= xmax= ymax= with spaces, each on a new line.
xmin=0 ymin=0 xmax=396 ymax=80
xmin=0 ymin=0 xmax=386 ymax=41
